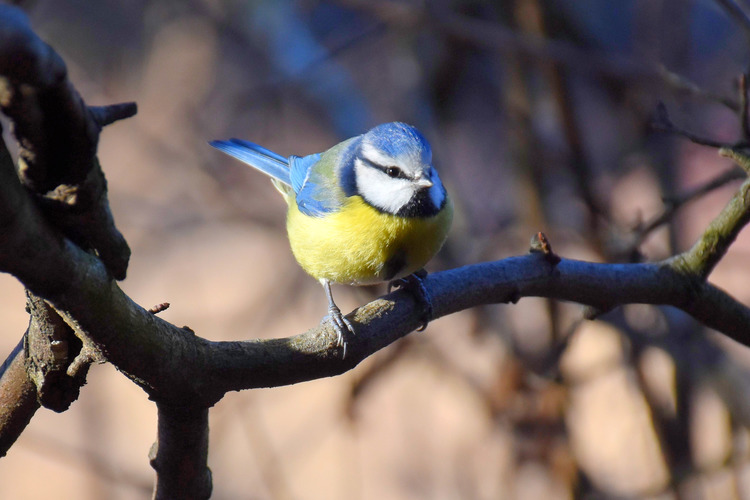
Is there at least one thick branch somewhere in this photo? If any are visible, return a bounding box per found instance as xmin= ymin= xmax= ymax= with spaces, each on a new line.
xmin=149 ymin=404 xmax=211 ymax=500
xmin=0 ymin=5 xmax=132 ymax=279
xmin=0 ymin=291 xmax=95 ymax=455
xmin=0 ymin=338 xmax=38 ymax=457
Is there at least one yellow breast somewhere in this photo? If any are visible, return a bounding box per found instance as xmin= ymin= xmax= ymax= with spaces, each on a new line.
xmin=285 ymin=195 xmax=453 ymax=285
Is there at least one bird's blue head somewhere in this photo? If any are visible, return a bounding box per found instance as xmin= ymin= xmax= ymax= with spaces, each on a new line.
xmin=346 ymin=122 xmax=446 ymax=217
xmin=362 ymin=122 xmax=432 ymax=169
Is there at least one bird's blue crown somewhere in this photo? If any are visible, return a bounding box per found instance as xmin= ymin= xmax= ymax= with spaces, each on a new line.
xmin=363 ymin=122 xmax=432 ymax=166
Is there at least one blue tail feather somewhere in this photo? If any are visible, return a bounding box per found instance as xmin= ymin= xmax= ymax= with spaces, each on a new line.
xmin=210 ymin=139 xmax=291 ymax=186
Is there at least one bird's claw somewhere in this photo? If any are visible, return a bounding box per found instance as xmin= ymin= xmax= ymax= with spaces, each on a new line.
xmin=327 ymin=304 xmax=354 ymax=358
xmin=388 ymin=270 xmax=433 ymax=331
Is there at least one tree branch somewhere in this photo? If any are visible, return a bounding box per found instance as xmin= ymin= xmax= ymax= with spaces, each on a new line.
xmin=149 ymin=404 xmax=211 ymax=500
xmin=24 ymin=291 xmax=93 ymax=412
xmin=2 ymin=127 xmax=750 ymax=403
xmin=671 ymin=158 xmax=750 ymax=279
xmin=0 ymin=337 xmax=38 ymax=457
xmin=0 ymin=5 xmax=132 ymax=279
xmin=0 ymin=291 xmax=96 ymax=456
xmin=0 ymin=5 xmax=747 ymax=413
xmin=3 ymin=6 xmax=750 ymax=497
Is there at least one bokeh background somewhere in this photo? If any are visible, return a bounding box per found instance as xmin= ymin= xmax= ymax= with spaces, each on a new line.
xmin=3 ymin=0 xmax=750 ymax=498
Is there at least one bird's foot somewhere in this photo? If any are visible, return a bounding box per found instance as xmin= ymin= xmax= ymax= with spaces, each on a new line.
xmin=327 ymin=303 xmax=354 ymax=359
xmin=388 ymin=269 xmax=433 ymax=331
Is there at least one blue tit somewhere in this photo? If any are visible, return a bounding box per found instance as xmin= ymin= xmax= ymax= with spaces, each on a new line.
xmin=210 ymin=122 xmax=453 ymax=354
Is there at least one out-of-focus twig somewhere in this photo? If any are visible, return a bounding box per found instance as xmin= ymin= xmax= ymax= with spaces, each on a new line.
xmin=237 ymin=397 xmax=297 ymax=500
xmin=739 ymin=73 xmax=750 ymax=140
xmin=653 ymin=70 xmax=750 ymax=151
xmin=336 ymin=0 xmax=738 ymax=108
xmin=621 ymin=167 xmax=747 ymax=258
xmin=345 ymin=339 xmax=413 ymax=419
xmin=714 ymin=0 xmax=750 ymax=44
xmin=651 ymin=102 xmax=736 ymax=149
xmin=670 ymin=156 xmax=750 ymax=279
xmin=658 ymin=65 xmax=740 ymax=111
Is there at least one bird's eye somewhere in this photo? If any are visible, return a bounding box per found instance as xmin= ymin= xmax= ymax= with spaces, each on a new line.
xmin=385 ymin=166 xmax=401 ymax=178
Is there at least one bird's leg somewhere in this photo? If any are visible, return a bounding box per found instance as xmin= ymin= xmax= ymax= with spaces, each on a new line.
xmin=321 ymin=279 xmax=354 ymax=358
xmin=388 ymin=269 xmax=433 ymax=331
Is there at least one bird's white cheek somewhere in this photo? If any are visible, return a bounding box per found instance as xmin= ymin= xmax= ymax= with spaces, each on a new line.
xmin=360 ymin=181 xmax=414 ymax=214
xmin=355 ymin=162 xmax=413 ymax=213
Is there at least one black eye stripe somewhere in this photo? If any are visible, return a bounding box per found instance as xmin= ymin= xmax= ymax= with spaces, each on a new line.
xmin=361 ymin=157 xmax=409 ymax=179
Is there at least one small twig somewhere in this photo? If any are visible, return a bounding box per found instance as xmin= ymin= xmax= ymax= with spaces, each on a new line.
xmin=148 ymin=302 xmax=171 ymax=315
xmin=66 ymin=344 xmax=102 ymax=379
xmin=720 ymin=147 xmax=750 ymax=173
xmin=651 ymin=102 xmax=733 ymax=149
xmin=88 ymin=102 xmax=138 ymax=128
xmin=529 ymin=232 xmax=561 ymax=265
xmin=658 ymin=65 xmax=740 ymax=112
xmin=627 ymin=167 xmax=746 ymax=254
xmin=663 ymin=167 xmax=747 ymax=204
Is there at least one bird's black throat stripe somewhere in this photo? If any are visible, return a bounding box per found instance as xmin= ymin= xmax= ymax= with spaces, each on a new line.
xmin=396 ymin=188 xmax=444 ymax=218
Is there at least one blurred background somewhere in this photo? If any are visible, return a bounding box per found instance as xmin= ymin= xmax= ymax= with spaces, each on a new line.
xmin=3 ymin=0 xmax=750 ymax=498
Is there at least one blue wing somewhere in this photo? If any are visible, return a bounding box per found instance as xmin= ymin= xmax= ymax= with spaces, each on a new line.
xmin=211 ymin=137 xmax=353 ymax=218
xmin=290 ymin=152 xmax=344 ymax=217
xmin=209 ymin=138 xmax=292 ymax=186
xmin=288 ymin=153 xmax=319 ymax=193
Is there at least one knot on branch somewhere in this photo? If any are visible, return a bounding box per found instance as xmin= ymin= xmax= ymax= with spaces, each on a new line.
xmin=24 ymin=292 xmax=93 ymax=412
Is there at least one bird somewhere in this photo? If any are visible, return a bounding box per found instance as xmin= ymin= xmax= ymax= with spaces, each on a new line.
xmin=210 ymin=122 xmax=453 ymax=356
